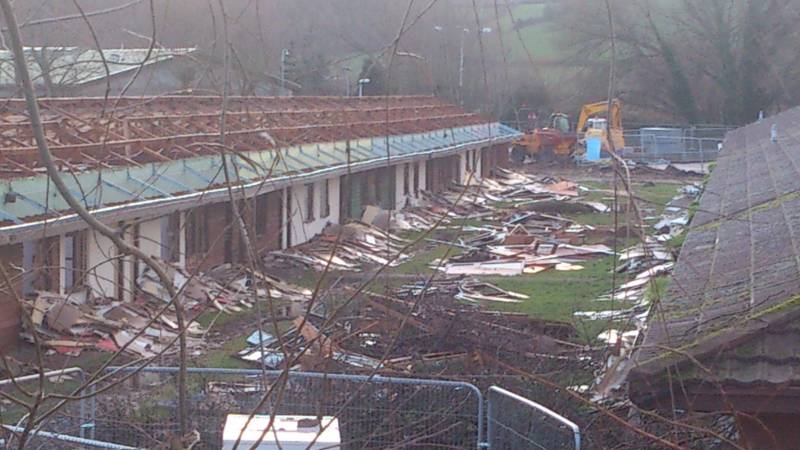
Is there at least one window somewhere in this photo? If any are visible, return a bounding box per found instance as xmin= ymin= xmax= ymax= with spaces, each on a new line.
xmin=321 ymin=180 xmax=331 ymax=218
xmin=305 ymin=183 xmax=315 ymax=222
xmin=403 ymin=163 xmax=410 ymax=196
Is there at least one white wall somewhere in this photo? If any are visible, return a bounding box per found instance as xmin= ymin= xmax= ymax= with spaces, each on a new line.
xmin=179 ymin=212 xmax=187 ymax=267
xmin=86 ymin=230 xmax=117 ymax=299
xmin=120 ymin=227 xmax=135 ymax=303
xmin=288 ymin=176 xmax=340 ymax=247
xmin=138 ymin=218 xmax=162 ymax=263
xmin=459 ymin=152 xmax=468 ymax=184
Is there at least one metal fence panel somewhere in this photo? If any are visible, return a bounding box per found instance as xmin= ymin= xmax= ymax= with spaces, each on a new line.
xmin=0 ymin=368 xmax=94 ymax=449
xmin=5 ymin=368 xmax=586 ymax=449
xmin=83 ymin=367 xmax=483 ymax=450
xmin=487 ymin=386 xmax=580 ymax=450
xmin=621 ymin=133 xmax=722 ymax=163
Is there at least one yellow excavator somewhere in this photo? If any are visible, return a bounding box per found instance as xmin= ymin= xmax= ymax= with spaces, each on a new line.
xmin=577 ymin=99 xmax=625 ymax=155
xmin=512 ymin=99 xmax=625 ymax=163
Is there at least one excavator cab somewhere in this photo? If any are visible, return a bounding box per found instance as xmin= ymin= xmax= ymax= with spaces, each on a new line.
xmin=586 ymin=117 xmax=607 ymax=131
xmin=576 ymin=100 xmax=625 ymax=156
xmin=550 ymin=113 xmax=571 ymax=134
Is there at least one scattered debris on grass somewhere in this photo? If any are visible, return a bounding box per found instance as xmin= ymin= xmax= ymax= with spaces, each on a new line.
xmin=264 ymin=222 xmax=412 ymax=272
xmin=22 ymin=261 xmax=311 ymax=358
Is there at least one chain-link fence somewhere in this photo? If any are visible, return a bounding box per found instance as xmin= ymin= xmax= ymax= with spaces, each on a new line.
xmin=487 ymin=386 xmax=580 ymax=450
xmin=82 ymin=367 xmax=483 ymax=450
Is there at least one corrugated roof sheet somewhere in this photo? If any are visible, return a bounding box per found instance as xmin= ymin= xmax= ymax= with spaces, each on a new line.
xmin=0 ymin=47 xmax=195 ymax=87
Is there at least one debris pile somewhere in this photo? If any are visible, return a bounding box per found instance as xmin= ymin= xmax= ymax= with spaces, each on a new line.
xmin=24 ymin=287 xmax=204 ymax=358
xmin=236 ymin=282 xmax=580 ymax=374
xmin=651 ymin=184 xmax=701 ymax=241
xmin=589 ymin=184 xmax=703 ymax=401
xmin=263 ymin=222 xmax=412 ymax=272
xmin=22 ymin=262 xmax=311 ymax=358
xmin=390 ymin=170 xmax=616 ymax=277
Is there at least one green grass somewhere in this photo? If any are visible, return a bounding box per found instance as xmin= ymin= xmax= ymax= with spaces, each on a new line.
xmin=392 ymin=244 xmax=463 ymax=275
xmin=645 ymin=276 xmax=670 ymax=303
xmin=196 ymin=319 xmax=296 ymax=369
xmin=635 ymin=183 xmax=681 ymax=214
xmin=196 ymin=332 xmax=252 ymax=369
xmin=484 ymin=3 xmax=558 ymax=61
xmin=483 ymin=256 xmax=614 ymax=319
xmin=481 ymin=256 xmax=637 ymax=343
xmin=565 ymin=211 xmax=615 ymax=227
xmin=664 ymin=229 xmax=687 ymax=251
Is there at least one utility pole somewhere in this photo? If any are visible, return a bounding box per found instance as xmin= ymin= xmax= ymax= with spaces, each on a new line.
xmin=434 ymin=25 xmax=491 ymax=104
xmin=280 ymin=48 xmax=290 ymax=95
xmin=343 ymin=67 xmax=352 ymax=96
xmin=459 ymin=28 xmax=467 ymax=103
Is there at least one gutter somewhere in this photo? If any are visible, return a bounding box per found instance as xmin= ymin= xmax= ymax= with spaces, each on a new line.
xmin=0 ymin=132 xmax=518 ymax=244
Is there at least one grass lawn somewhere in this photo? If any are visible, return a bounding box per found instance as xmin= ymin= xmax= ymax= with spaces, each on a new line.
xmin=482 ymin=256 xmax=638 ymax=343
xmin=392 ymin=244 xmax=463 ymax=275
xmin=635 ymin=183 xmax=682 ymax=214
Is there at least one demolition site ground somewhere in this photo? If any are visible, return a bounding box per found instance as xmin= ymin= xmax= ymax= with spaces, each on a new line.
xmin=3 ymin=162 xmax=704 ymax=449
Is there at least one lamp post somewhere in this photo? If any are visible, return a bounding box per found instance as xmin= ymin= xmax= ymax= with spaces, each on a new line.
xmin=280 ymin=48 xmax=290 ymax=95
xmin=342 ymin=67 xmax=352 ymax=96
xmin=357 ymin=78 xmax=371 ymax=97
xmin=433 ymin=25 xmax=491 ymax=104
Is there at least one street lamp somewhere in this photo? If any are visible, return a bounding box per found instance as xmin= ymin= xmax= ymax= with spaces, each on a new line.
xmin=433 ymin=25 xmax=492 ymax=103
xmin=357 ymin=78 xmax=371 ymax=97
xmin=280 ymin=49 xmax=290 ymax=95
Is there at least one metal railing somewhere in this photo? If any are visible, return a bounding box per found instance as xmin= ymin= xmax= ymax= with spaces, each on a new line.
xmin=2 ymin=367 xmax=584 ymax=449
xmin=487 ymin=386 xmax=581 ymax=450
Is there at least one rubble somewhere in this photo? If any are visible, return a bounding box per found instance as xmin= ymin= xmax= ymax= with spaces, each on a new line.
xmin=263 ymin=222 xmax=412 ymax=272
xmin=22 ymin=261 xmax=312 ymax=358
xmin=235 ymin=279 xmax=578 ymax=374
xmin=589 ymin=183 xmax=703 ymax=402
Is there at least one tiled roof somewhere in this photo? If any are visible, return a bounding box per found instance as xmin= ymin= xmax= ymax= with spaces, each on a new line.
xmin=630 ymin=107 xmax=800 ymax=409
xmin=0 ymin=96 xmax=491 ymax=176
xmin=0 ymin=96 xmax=519 ymax=227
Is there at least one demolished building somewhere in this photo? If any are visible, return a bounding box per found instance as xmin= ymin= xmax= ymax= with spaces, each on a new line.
xmin=0 ymin=95 xmax=520 ymax=353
